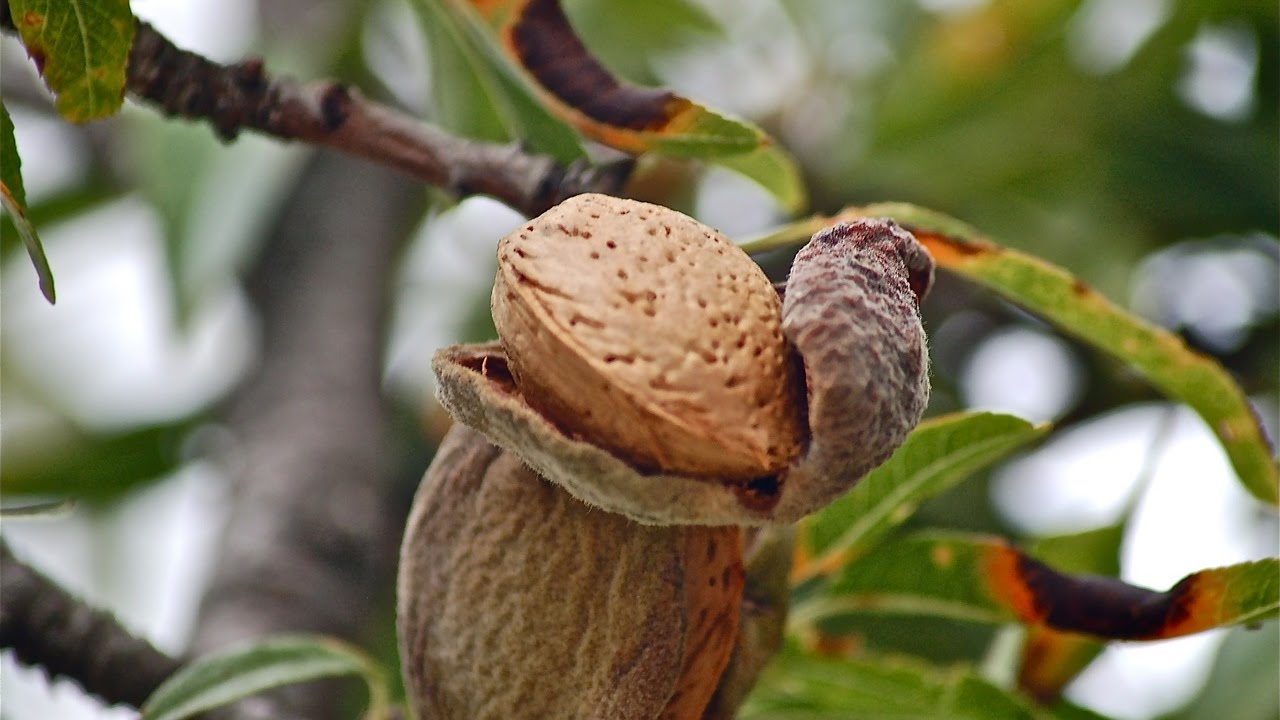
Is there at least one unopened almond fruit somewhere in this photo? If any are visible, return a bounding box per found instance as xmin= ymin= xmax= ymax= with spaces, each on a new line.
xmin=398 ymin=425 xmax=743 ymax=720
xmin=491 ymin=193 xmax=804 ymax=480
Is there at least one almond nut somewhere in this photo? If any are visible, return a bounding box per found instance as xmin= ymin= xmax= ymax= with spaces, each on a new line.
xmin=492 ymin=193 xmax=804 ymax=480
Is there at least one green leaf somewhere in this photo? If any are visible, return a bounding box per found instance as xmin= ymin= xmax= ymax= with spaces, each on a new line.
xmin=563 ymin=0 xmax=723 ymax=82
xmin=416 ymin=0 xmax=509 ymax=143
xmin=1028 ymin=525 xmax=1125 ymax=578
xmin=1 ymin=181 xmax=125 ymax=262
xmin=1160 ymin=625 xmax=1280 ymax=720
xmin=713 ymin=143 xmax=808 ymax=216
xmin=0 ymin=100 xmax=56 ymax=303
xmin=140 ymin=635 xmax=391 ymax=720
xmin=0 ymin=420 xmax=193 ymax=501
xmin=9 ymin=0 xmax=135 ymax=122
xmin=639 ymin=106 xmax=767 ymax=156
xmin=414 ymin=0 xmax=585 ymax=162
xmin=741 ymin=646 xmax=1040 ymax=719
xmin=741 ymin=204 xmax=1280 ymax=507
xmin=608 ymin=106 xmax=808 ymax=213
xmin=795 ymin=532 xmax=1280 ymax=642
xmin=795 ymin=412 xmax=1047 ymax=584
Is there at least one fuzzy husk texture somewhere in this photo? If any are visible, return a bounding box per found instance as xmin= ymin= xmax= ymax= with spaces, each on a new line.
xmin=397 ymin=425 xmax=743 ymax=720
xmin=777 ymin=218 xmax=933 ymax=508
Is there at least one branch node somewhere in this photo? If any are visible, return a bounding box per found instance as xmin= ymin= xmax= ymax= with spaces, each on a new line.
xmin=319 ymin=83 xmax=353 ymax=132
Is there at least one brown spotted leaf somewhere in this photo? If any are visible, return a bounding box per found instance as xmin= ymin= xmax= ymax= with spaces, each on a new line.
xmin=792 ymin=531 xmax=1279 ymax=642
xmin=9 ymin=0 xmax=135 ymax=122
xmin=444 ymin=0 xmax=806 ymax=211
xmin=742 ymin=204 xmax=1279 ymax=507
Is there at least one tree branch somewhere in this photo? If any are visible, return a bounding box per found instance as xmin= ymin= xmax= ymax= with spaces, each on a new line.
xmin=0 ymin=539 xmax=182 ymax=709
xmin=124 ymin=19 xmax=631 ymax=216
xmin=0 ymin=3 xmax=631 ymax=217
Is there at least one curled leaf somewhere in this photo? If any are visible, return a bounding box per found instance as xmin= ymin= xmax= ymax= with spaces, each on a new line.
xmin=1016 ymin=524 xmax=1124 ymax=701
xmin=415 ymin=0 xmax=586 ymax=161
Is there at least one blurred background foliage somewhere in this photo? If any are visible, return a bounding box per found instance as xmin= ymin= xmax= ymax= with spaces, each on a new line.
xmin=1 ymin=0 xmax=1276 ymax=718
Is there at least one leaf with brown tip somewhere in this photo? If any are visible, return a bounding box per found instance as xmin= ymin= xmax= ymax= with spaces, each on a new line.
xmin=440 ymin=0 xmax=807 ymax=211
xmin=793 ymin=531 xmax=1279 ymax=641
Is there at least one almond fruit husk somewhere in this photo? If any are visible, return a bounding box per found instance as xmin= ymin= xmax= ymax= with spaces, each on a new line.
xmin=398 ymin=425 xmax=743 ymax=720
xmin=436 ymin=216 xmax=933 ymax=526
